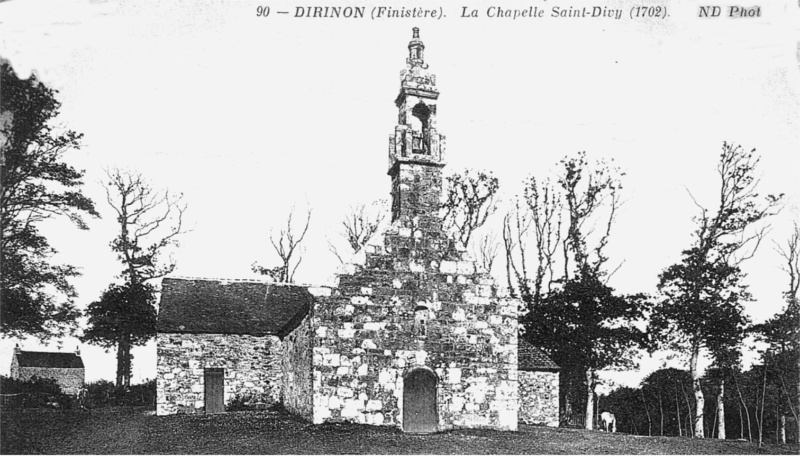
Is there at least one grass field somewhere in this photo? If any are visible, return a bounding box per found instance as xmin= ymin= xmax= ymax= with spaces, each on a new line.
xmin=1 ymin=407 xmax=796 ymax=454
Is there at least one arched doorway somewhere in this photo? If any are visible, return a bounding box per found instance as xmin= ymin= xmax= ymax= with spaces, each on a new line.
xmin=403 ymin=367 xmax=438 ymax=433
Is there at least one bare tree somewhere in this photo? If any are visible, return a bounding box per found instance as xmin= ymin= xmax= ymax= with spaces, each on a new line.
xmin=502 ymin=198 xmax=532 ymax=298
xmin=557 ymin=151 xmax=623 ymax=282
xmin=328 ymin=200 xmax=386 ymax=263
xmin=472 ymin=232 xmax=500 ymax=275
xmin=253 ymin=207 xmax=311 ymax=283
xmin=503 ymin=178 xmax=563 ymax=304
xmin=441 ymin=169 xmax=499 ymax=249
xmin=104 ymin=169 xmax=186 ymax=283
xmin=88 ymin=168 xmax=186 ymax=387
xmin=523 ymin=176 xmax=563 ymax=305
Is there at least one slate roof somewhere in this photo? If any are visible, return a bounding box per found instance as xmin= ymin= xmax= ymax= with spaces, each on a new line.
xmin=518 ymin=339 xmax=560 ymax=371
xmin=157 ymin=278 xmax=313 ymax=338
xmin=15 ymin=351 xmax=84 ymax=369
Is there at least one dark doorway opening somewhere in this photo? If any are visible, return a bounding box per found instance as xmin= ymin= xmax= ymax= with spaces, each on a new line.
xmin=403 ymin=367 xmax=438 ymax=433
xmin=204 ymin=368 xmax=224 ymax=414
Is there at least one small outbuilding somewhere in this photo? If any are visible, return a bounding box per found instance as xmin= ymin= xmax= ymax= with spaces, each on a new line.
xmin=156 ymin=278 xmax=313 ymax=416
xmin=518 ymin=339 xmax=560 ymax=426
xmin=10 ymin=345 xmax=85 ymax=395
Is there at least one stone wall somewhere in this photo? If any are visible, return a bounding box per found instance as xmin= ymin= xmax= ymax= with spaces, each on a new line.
xmin=519 ymin=370 xmax=559 ymax=427
xmin=156 ymin=333 xmax=282 ymax=415
xmin=15 ymin=367 xmax=84 ymax=395
xmin=390 ymin=162 xmax=443 ymax=225
xmin=281 ymin=312 xmax=314 ymax=420
xmin=311 ymin=218 xmax=519 ymax=431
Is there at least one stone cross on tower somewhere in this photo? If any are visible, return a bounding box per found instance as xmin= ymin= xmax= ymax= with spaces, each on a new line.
xmin=388 ymin=28 xmax=447 ymax=230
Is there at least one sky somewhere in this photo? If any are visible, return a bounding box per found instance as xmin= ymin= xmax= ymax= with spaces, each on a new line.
xmin=1 ymin=0 xmax=799 ymax=389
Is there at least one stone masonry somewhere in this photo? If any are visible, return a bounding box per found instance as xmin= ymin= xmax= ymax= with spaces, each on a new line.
xmin=308 ymin=28 xmax=520 ymax=432
xmin=311 ymin=246 xmax=519 ymax=430
xmin=280 ymin=313 xmax=314 ymax=420
xmin=154 ymin=29 xmax=559 ymax=431
xmin=156 ymin=333 xmax=282 ymax=415
xmin=12 ymin=366 xmax=85 ymax=396
xmin=519 ymin=371 xmax=559 ymax=426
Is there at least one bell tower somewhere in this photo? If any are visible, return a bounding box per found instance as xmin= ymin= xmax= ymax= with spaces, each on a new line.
xmin=388 ymin=28 xmax=446 ymax=230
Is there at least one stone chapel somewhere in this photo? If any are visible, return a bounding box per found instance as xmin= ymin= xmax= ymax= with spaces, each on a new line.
xmin=156 ymin=28 xmax=560 ymax=432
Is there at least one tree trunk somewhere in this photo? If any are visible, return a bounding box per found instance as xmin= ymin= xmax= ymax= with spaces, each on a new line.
xmin=690 ymin=347 xmax=705 ymax=438
xmin=560 ymin=368 xmax=573 ymax=423
xmin=737 ymin=401 xmax=743 ymax=440
xmin=711 ymin=400 xmax=718 ymax=439
xmin=778 ymin=374 xmax=799 ymax=441
xmin=717 ymin=379 xmax=726 ymax=439
xmin=585 ymin=369 xmax=595 ymax=430
xmin=115 ymin=339 xmax=124 ymax=388
xmin=596 ymin=394 xmax=600 ymax=429
xmin=116 ymin=335 xmax=132 ymax=388
xmin=641 ymin=388 xmax=653 ymax=436
xmin=733 ymin=371 xmax=753 ymax=441
xmin=676 ymin=389 xmax=683 ymax=437
xmin=779 ymin=414 xmax=786 ymax=444
xmin=124 ymin=336 xmax=132 ymax=387
xmin=774 ymin=405 xmax=779 ymax=444
xmin=680 ymin=377 xmax=696 ymax=437
xmin=658 ymin=393 xmax=664 ymax=436
xmin=758 ymin=363 xmax=767 ymax=447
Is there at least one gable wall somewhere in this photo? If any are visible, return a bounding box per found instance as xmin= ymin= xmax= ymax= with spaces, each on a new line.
xmin=519 ymin=370 xmax=559 ymax=426
xmin=156 ymin=332 xmax=282 ymax=415
xmin=311 ymin=232 xmax=519 ymax=431
xmin=15 ymin=366 xmax=85 ymax=395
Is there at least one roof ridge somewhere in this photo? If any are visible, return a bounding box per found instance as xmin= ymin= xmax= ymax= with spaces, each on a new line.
xmin=165 ymin=276 xmax=324 ymax=288
xmin=18 ymin=350 xmax=79 ymax=355
xmin=166 ymin=275 xmax=269 ymax=284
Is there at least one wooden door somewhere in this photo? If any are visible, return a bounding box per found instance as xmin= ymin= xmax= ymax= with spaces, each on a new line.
xmin=403 ymin=368 xmax=438 ymax=433
xmin=204 ymin=368 xmax=224 ymax=414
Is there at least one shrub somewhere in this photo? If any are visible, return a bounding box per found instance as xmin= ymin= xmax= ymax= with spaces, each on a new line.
xmin=0 ymin=375 xmax=70 ymax=408
xmin=85 ymin=379 xmax=156 ymax=408
xmin=86 ymin=380 xmax=116 ymax=408
xmin=119 ymin=379 xmax=156 ymax=407
xmin=226 ymin=392 xmax=274 ymax=412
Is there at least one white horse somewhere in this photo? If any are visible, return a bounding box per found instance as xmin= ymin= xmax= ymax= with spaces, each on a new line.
xmin=600 ymin=411 xmax=616 ymax=433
